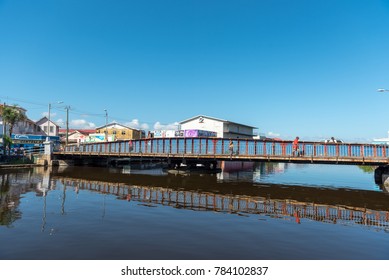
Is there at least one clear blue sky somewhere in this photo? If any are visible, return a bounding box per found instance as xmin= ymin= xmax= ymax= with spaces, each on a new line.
xmin=1 ymin=0 xmax=389 ymax=142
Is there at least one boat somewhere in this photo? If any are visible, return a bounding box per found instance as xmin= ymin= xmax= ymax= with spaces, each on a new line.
xmin=163 ymin=163 xmax=221 ymax=175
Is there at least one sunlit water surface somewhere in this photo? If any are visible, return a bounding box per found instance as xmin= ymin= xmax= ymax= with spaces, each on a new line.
xmin=0 ymin=163 xmax=388 ymax=260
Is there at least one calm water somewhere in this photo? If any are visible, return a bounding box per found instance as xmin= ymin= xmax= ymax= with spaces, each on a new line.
xmin=1 ymin=162 xmax=388 ymax=260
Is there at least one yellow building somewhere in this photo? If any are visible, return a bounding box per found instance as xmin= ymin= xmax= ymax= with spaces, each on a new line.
xmin=95 ymin=122 xmax=145 ymax=140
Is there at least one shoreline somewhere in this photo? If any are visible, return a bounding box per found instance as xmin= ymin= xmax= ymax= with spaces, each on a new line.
xmin=0 ymin=163 xmax=44 ymax=169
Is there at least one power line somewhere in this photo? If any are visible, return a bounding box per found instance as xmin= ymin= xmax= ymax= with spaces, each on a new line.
xmin=0 ymin=95 xmax=174 ymax=127
xmin=0 ymin=95 xmax=48 ymax=106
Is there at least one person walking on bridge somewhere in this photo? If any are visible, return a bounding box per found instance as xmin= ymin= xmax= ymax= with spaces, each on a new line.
xmin=229 ymin=140 xmax=234 ymax=158
xmin=292 ymin=136 xmax=300 ymax=157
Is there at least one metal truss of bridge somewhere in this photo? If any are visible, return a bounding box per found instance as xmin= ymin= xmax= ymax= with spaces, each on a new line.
xmin=58 ymin=138 xmax=389 ymax=166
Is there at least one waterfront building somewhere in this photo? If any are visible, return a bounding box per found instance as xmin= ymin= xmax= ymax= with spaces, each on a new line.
xmin=1 ymin=105 xmax=49 ymax=151
xmin=35 ymin=116 xmax=61 ymax=137
xmin=179 ymin=115 xmax=257 ymax=139
xmin=0 ymin=105 xmax=43 ymax=136
xmin=11 ymin=134 xmax=60 ymax=151
xmin=96 ymin=122 xmax=145 ymax=140
xmin=58 ymin=129 xmax=95 ymax=144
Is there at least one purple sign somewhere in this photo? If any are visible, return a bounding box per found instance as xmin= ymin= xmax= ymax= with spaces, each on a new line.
xmin=184 ymin=130 xmax=199 ymax=137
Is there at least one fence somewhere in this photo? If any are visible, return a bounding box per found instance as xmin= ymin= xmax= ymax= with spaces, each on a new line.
xmin=62 ymin=138 xmax=389 ymax=162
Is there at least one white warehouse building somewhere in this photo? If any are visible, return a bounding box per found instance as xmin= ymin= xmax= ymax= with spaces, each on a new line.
xmin=179 ymin=115 xmax=257 ymax=139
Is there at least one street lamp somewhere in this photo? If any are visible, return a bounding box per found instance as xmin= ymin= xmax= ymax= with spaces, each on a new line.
xmin=65 ymin=105 xmax=70 ymax=146
xmin=48 ymin=101 xmax=63 ymax=137
xmin=377 ymin=88 xmax=389 ymax=92
xmin=104 ymin=109 xmax=108 ymax=141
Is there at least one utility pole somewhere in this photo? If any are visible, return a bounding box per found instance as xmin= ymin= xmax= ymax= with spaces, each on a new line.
xmin=65 ymin=106 xmax=70 ymax=146
xmin=47 ymin=101 xmax=63 ymax=138
xmin=104 ymin=109 xmax=108 ymax=141
xmin=2 ymin=102 xmax=5 ymax=156
xmin=48 ymin=103 xmax=51 ymax=137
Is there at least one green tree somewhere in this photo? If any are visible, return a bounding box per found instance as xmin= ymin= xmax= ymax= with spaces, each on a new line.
xmin=358 ymin=165 xmax=376 ymax=173
xmin=0 ymin=104 xmax=26 ymax=155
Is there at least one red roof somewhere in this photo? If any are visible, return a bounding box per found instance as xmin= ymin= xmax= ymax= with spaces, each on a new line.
xmin=59 ymin=129 xmax=95 ymax=134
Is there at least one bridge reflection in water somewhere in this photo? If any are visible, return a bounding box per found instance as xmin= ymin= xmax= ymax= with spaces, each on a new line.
xmin=56 ymin=175 xmax=389 ymax=230
xmin=2 ymin=164 xmax=389 ymax=260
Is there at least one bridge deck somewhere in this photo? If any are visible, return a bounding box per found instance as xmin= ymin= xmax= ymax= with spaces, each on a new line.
xmin=57 ymin=138 xmax=389 ymax=166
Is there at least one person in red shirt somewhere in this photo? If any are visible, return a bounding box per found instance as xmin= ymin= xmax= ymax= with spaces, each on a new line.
xmin=292 ymin=136 xmax=299 ymax=156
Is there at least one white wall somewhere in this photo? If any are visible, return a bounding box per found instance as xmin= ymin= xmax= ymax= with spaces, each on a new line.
xmin=180 ymin=117 xmax=224 ymax=137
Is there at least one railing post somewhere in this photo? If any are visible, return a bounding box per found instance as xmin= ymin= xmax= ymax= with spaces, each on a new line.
xmin=199 ymin=138 xmax=202 ymax=154
xmin=272 ymin=142 xmax=275 ymax=155
xmin=206 ymin=138 xmax=209 ymax=155
xmin=254 ymin=140 xmax=257 ymax=155
xmin=263 ymin=141 xmax=266 ymax=156
xmin=246 ymin=139 xmax=249 ymax=155
xmin=191 ymin=138 xmax=194 ymax=154
xmin=324 ymin=144 xmax=327 ymax=157
xmin=361 ymin=144 xmax=364 ymax=157
xmin=336 ymin=144 xmax=339 ymax=157
xmin=163 ymin=139 xmax=165 ymax=154
xmin=348 ymin=145 xmax=351 ymax=157
xmin=176 ymin=138 xmax=179 ymax=154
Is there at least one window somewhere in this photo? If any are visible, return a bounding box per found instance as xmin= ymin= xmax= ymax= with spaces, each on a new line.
xmin=121 ymin=131 xmax=126 ymax=135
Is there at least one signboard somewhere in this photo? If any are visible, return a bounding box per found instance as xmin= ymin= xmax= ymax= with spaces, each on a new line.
xmin=85 ymin=133 xmax=106 ymax=143
xmin=151 ymin=130 xmax=217 ymax=138
xmin=11 ymin=134 xmax=60 ymax=143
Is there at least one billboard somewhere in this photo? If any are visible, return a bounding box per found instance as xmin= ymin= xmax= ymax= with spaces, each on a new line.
xmin=150 ymin=130 xmax=216 ymax=138
xmin=83 ymin=133 xmax=116 ymax=142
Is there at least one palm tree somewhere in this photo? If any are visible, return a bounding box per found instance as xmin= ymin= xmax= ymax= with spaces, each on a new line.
xmin=0 ymin=104 xmax=26 ymax=155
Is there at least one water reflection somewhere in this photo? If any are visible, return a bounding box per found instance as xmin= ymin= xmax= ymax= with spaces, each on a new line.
xmin=2 ymin=163 xmax=389 ymax=260
xmin=1 ymin=163 xmax=388 ymax=230
xmin=58 ymin=178 xmax=389 ymax=229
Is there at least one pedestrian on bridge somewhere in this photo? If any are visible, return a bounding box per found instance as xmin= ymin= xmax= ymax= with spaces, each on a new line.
xmin=292 ymin=136 xmax=300 ymax=157
xmin=229 ymin=140 xmax=234 ymax=157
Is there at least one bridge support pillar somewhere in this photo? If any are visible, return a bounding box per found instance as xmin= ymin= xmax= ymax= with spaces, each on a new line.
xmin=374 ymin=165 xmax=389 ymax=186
xmin=44 ymin=137 xmax=53 ymax=156
xmin=39 ymin=138 xmax=53 ymax=166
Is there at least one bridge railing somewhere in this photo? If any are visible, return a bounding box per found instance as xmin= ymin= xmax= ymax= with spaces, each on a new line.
xmin=63 ymin=138 xmax=389 ymax=159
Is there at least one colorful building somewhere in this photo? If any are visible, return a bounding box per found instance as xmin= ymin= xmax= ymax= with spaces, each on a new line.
xmin=95 ymin=122 xmax=145 ymax=140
